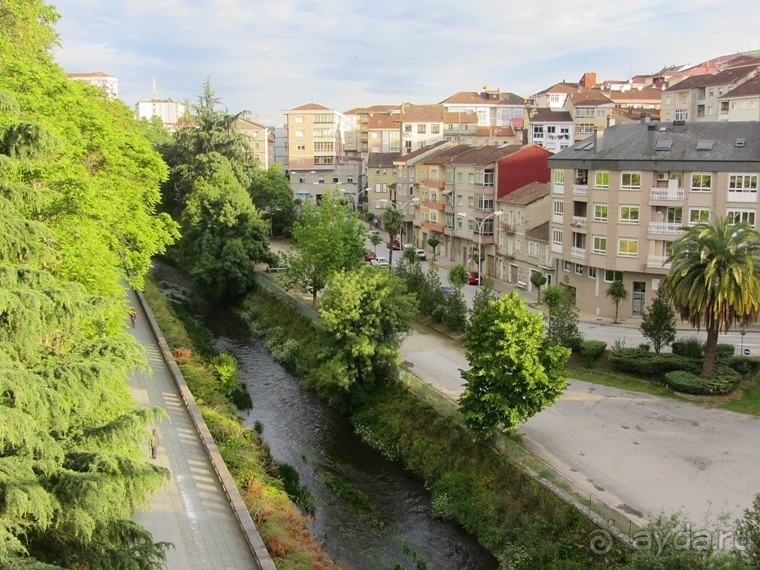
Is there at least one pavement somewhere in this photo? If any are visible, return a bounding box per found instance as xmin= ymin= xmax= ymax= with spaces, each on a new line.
xmin=127 ymin=287 xmax=262 ymax=570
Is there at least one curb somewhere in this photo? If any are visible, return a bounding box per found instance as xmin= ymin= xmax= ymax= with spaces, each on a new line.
xmin=134 ymin=287 xmax=277 ymax=570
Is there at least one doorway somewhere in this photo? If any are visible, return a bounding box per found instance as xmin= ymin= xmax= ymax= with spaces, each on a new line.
xmin=632 ymin=281 xmax=646 ymax=315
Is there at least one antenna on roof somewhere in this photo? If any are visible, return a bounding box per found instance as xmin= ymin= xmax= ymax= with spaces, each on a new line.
xmin=151 ymin=78 xmax=157 ymax=100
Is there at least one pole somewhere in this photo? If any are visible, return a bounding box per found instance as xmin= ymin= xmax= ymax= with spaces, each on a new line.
xmin=478 ymin=224 xmax=483 ymax=293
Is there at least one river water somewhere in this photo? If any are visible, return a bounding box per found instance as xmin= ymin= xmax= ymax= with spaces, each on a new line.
xmin=151 ymin=262 xmax=498 ymax=570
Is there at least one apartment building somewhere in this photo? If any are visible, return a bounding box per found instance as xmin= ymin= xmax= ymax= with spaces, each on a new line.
xmin=284 ymin=103 xmax=360 ymax=203
xmin=547 ymin=121 xmax=760 ymax=319
xmin=399 ymin=104 xmax=446 ymax=154
xmin=343 ymin=105 xmax=400 ymax=155
xmin=496 ymin=182 xmax=553 ymax=291
xmin=565 ymin=90 xmax=615 ymax=141
xmin=718 ymin=76 xmax=760 ymax=121
xmin=661 ymin=61 xmax=760 ymax=122
xmin=367 ymin=113 xmax=402 ymax=153
xmin=235 ymin=117 xmax=271 ymax=168
xmin=440 ymin=87 xmax=526 ymax=127
xmin=526 ymin=108 xmax=574 ymax=152
xmin=365 ymin=152 xmax=399 ymax=216
xmin=413 ymin=144 xmax=551 ymax=275
xmin=135 ymin=98 xmax=187 ymax=129
xmin=68 ymin=71 xmax=118 ymax=99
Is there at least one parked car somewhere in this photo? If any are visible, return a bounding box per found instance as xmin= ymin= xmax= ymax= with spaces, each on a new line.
xmin=372 ymin=256 xmax=390 ymax=267
xmin=369 ymin=229 xmax=380 ymax=236
xmin=364 ymin=250 xmax=376 ymax=262
xmin=415 ymin=248 xmax=427 ymax=261
xmin=388 ymin=240 xmax=400 ymax=250
xmin=402 ymin=243 xmax=415 ymax=250
xmin=468 ymin=271 xmax=482 ymax=285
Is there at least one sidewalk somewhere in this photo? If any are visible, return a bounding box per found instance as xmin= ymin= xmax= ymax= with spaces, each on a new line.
xmin=127 ymin=288 xmax=266 ymax=570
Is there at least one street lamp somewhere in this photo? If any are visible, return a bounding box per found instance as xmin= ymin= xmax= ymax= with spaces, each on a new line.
xmin=457 ymin=210 xmax=503 ymax=292
xmin=292 ymin=170 xmax=316 ymax=201
xmin=340 ymin=187 xmax=370 ymax=211
xmin=379 ymin=197 xmax=419 ymax=241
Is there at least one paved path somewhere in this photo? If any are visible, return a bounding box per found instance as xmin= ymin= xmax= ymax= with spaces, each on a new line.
xmin=127 ymin=288 xmax=261 ymax=570
xmin=401 ymin=324 xmax=760 ymax=527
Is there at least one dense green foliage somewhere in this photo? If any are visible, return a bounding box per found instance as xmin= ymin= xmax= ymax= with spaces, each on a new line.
xmin=663 ymin=369 xmax=741 ymax=395
xmin=639 ymin=287 xmax=677 ymax=353
xmin=249 ymin=163 xmax=297 ymax=237
xmin=663 ymin=216 xmax=760 ymax=377
xmin=0 ymin=1 xmax=179 ymax=566
xmin=542 ymin=286 xmax=584 ymax=350
xmin=580 ymin=340 xmax=608 ymax=367
xmin=606 ymin=279 xmax=629 ymax=323
xmin=459 ymin=292 xmax=570 ymax=438
xmin=382 ymin=206 xmax=404 ymax=265
xmin=530 ymin=271 xmax=547 ymax=300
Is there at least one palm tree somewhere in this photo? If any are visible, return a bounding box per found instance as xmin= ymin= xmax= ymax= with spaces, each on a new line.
xmin=662 ymin=216 xmax=760 ymax=377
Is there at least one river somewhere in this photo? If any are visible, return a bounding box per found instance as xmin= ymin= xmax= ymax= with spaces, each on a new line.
xmin=151 ymin=261 xmax=498 ymax=570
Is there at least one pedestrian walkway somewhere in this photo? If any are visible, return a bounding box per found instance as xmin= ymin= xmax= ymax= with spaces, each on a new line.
xmin=127 ymin=288 xmax=271 ymax=570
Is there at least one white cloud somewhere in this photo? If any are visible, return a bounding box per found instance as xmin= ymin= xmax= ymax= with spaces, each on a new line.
xmin=51 ymin=0 xmax=760 ymax=124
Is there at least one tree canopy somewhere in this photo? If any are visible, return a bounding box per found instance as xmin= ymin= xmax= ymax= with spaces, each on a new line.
xmin=0 ymin=2 xmax=176 ymax=566
xmin=459 ymin=292 xmax=570 ymax=439
xmin=663 ymin=216 xmax=760 ymax=377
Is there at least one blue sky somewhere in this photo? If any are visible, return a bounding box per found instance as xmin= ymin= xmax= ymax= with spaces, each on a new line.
xmin=51 ymin=0 xmax=760 ymax=126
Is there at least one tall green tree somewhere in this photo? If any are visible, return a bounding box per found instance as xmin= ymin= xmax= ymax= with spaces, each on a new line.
xmin=639 ymin=287 xmax=677 ymax=354
xmin=542 ymin=286 xmax=583 ymax=350
xmin=459 ymin=292 xmax=570 ymax=439
xmin=285 ymin=190 xmax=366 ymax=307
xmin=530 ymin=271 xmax=547 ymax=302
xmin=607 ymin=279 xmax=629 ymax=324
xmin=427 ymin=237 xmax=440 ymax=261
xmin=309 ymin=264 xmax=417 ymax=407
xmin=248 ymin=163 xmax=296 ymax=237
xmin=382 ymin=206 xmax=404 ymax=266
xmin=179 ymin=165 xmax=273 ymax=302
xmin=663 ymin=216 xmax=760 ymax=377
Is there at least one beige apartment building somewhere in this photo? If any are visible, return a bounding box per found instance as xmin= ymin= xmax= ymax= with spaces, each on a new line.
xmin=548 ymin=121 xmax=760 ymax=319
xmin=236 ymin=117 xmax=271 ymax=168
xmin=283 ymin=103 xmax=360 ymax=202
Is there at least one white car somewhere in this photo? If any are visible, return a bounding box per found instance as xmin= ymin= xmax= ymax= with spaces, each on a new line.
xmin=415 ymin=248 xmax=427 ymax=261
xmin=372 ymin=256 xmax=390 ymax=266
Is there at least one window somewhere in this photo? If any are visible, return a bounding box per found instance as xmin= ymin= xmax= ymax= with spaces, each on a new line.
xmin=621 ymin=172 xmax=641 ymax=190
xmin=604 ymin=270 xmax=623 ymax=282
xmin=575 ymin=108 xmax=595 ymax=118
xmin=296 ymin=144 xmax=305 ymax=150
xmin=588 ymin=266 xmax=597 ymax=279
xmin=727 ymin=209 xmax=756 ymax=226
xmin=592 ymin=235 xmax=607 ymax=254
xmin=576 ymin=123 xmax=594 ymax=134
xmin=691 ymin=174 xmax=712 ymax=192
xmin=404 ymin=124 xmax=412 ymax=133
xmin=619 ymin=205 xmax=640 ymax=224
xmin=689 ymin=208 xmax=710 ymax=225
xmin=295 ymin=130 xmax=305 ymax=137
xmin=417 ymin=124 xmax=427 ymax=134
xmin=575 ymin=264 xmax=584 ymax=275
xmin=528 ymin=241 xmax=540 ymax=257
xmin=314 ymin=114 xmax=332 ymax=124
xmin=553 ymin=199 xmax=564 ymax=217
xmin=595 ymin=171 xmax=609 ymax=189
xmin=533 ymin=125 xmax=545 ymax=138
xmin=552 ymin=228 xmax=563 ymax=246
xmin=729 ymin=175 xmax=758 ymax=192
xmin=593 ymin=203 xmax=608 ymax=222
xmin=314 ymin=141 xmax=334 ymax=151
xmin=554 ymin=170 xmax=565 ymax=184
xmin=563 ymin=260 xmax=572 ymax=272
xmin=431 ymin=124 xmax=440 ymax=134
xmin=618 ymin=238 xmax=639 ymax=257
xmin=294 ymin=116 xmax=304 ymax=123
xmin=674 ymin=109 xmax=688 ymax=121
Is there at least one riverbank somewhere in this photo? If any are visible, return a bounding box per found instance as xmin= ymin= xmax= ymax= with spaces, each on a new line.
xmin=142 ymin=275 xmax=336 ymax=569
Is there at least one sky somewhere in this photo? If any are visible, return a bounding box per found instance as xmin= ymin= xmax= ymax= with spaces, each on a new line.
xmin=50 ymin=0 xmax=760 ymax=126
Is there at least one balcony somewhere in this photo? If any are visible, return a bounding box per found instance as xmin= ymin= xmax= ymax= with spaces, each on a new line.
xmin=421 ymin=200 xmax=445 ymax=211
xmin=552 ymin=213 xmax=564 ymax=224
xmin=649 ymin=188 xmax=684 ymax=201
xmin=572 ymin=185 xmax=588 ymax=197
xmin=423 ymin=221 xmax=444 ymax=233
xmin=553 ymin=183 xmax=565 ymax=195
xmin=503 ymin=224 xmax=516 ymax=233
xmin=727 ymin=191 xmax=757 ymax=203
xmin=551 ymin=243 xmax=563 ymax=254
xmin=646 ymin=255 xmax=672 ymax=269
xmin=648 ymin=222 xmax=684 ymax=235
xmin=571 ymin=247 xmax=586 ymax=259
xmin=537 ymin=255 xmax=554 ymax=269
xmin=571 ymin=216 xmax=587 ymax=229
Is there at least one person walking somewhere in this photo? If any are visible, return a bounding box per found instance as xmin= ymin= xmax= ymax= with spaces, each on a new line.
xmin=129 ymin=307 xmax=137 ymax=328
xmin=149 ymin=428 xmax=159 ymax=459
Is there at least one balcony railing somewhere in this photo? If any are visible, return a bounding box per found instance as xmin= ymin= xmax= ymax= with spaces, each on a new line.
xmin=648 ymin=222 xmax=684 ymax=235
xmin=573 ymin=185 xmax=588 ymax=197
xmin=553 ymin=183 xmax=565 ymax=195
xmin=649 ymin=188 xmax=684 ymax=201
xmin=571 ymin=216 xmax=587 ymax=229
xmin=552 ymin=213 xmax=564 ymax=224
xmin=571 ymin=247 xmax=586 ymax=259
xmin=551 ymin=243 xmax=563 ymax=254
xmin=647 ymin=255 xmax=672 ymax=269
xmin=727 ymin=191 xmax=758 ymax=203
xmin=537 ymin=255 xmax=554 ymax=269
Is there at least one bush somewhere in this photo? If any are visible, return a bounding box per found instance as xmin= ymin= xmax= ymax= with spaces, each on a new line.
xmin=638 ymin=343 xmax=651 ymax=352
xmin=579 ymin=340 xmax=607 ymax=368
xmin=608 ymin=348 xmax=701 ymax=376
xmin=724 ymin=356 xmax=760 ymax=377
xmin=664 ymin=369 xmax=741 ymax=395
xmin=671 ymin=337 xmax=704 ymax=359
xmin=715 ymin=343 xmax=735 ymax=359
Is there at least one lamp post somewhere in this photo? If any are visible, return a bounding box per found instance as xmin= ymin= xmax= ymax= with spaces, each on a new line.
xmin=292 ymin=170 xmax=316 ymax=202
xmin=457 ymin=210 xmax=503 ymax=292
xmin=340 ymin=187 xmax=370 ymax=212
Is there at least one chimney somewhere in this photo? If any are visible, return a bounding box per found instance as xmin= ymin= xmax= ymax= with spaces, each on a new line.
xmin=593 ymin=128 xmax=604 ymax=153
xmin=647 ymin=124 xmax=656 ymax=153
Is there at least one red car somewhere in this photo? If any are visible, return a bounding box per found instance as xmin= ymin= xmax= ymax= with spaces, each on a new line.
xmin=364 ymin=250 xmax=377 ymax=262
xmin=388 ymin=240 xmax=400 ymax=250
xmin=468 ymin=271 xmax=482 ymax=285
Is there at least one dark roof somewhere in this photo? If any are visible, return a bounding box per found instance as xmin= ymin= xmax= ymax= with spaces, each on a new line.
xmin=418 ymin=144 xmax=477 ymax=165
xmin=445 ymin=144 xmax=524 ymax=166
xmin=368 ymin=152 xmax=401 ymax=168
xmin=394 ymin=141 xmax=454 ymax=164
xmin=665 ymin=64 xmax=759 ymax=91
xmin=440 ymin=90 xmax=525 ymax=106
xmin=549 ymin=122 xmax=760 ymax=171
xmin=720 ymin=75 xmax=760 ymax=99
xmin=568 ymin=90 xmax=613 ymax=107
xmin=498 ymin=182 xmax=550 ymax=206
xmin=526 ymin=221 xmax=550 ymax=241
xmin=530 ymin=109 xmax=573 ymax=123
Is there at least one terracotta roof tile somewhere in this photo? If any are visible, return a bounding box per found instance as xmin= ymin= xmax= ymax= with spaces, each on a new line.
xmin=719 ymin=75 xmax=760 ymax=99
xmin=440 ymin=90 xmax=525 ymax=106
xmin=289 ymin=102 xmax=331 ymax=111
xmin=529 ymin=109 xmax=573 ymax=123
xmin=400 ymin=103 xmax=444 ymax=122
xmin=665 ymin=64 xmax=760 ymax=91
xmin=526 ymin=221 xmax=550 ymax=241
xmin=498 ymin=182 xmax=550 ymax=206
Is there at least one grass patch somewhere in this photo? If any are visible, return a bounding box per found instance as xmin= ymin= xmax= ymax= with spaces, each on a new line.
xmin=319 ymin=471 xmax=385 ymax=530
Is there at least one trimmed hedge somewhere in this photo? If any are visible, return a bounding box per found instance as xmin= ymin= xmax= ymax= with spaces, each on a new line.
xmin=664 ymin=368 xmax=741 ymax=395
xmin=608 ymin=348 xmax=701 ymax=376
xmin=579 ymin=340 xmax=607 ymax=368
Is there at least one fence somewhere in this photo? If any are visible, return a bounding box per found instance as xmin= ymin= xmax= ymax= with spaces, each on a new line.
xmin=253 ymin=272 xmax=322 ymax=324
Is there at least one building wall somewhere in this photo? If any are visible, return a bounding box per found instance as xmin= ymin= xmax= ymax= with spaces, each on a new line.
xmin=497 ymin=146 xmax=552 ymax=197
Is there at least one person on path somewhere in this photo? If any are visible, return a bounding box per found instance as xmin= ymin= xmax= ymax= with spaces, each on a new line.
xmin=149 ymin=428 xmax=159 ymax=459
xmin=129 ymin=307 xmax=137 ymax=328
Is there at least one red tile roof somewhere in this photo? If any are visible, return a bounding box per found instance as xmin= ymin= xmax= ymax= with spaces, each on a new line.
xmin=498 ymin=182 xmax=550 ymax=206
